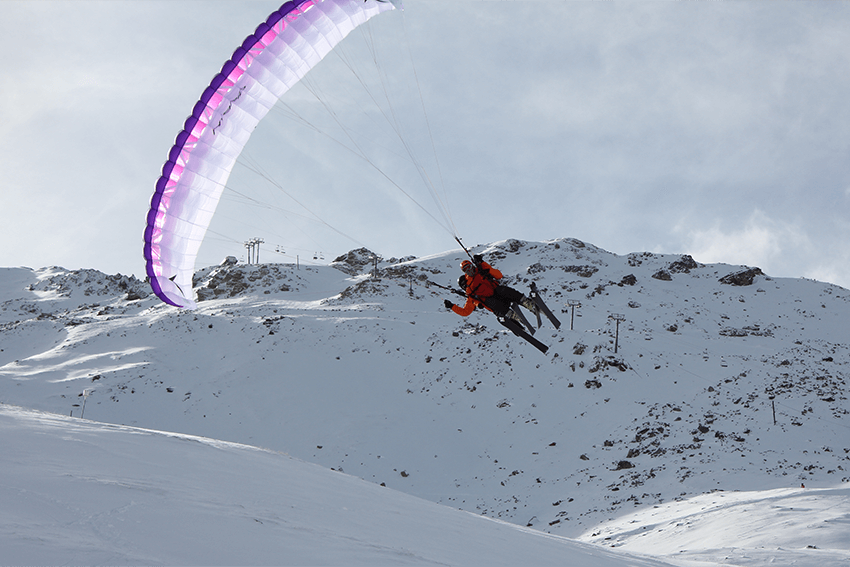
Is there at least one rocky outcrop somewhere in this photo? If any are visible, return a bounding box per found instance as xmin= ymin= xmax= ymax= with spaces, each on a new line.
xmin=330 ymin=248 xmax=380 ymax=276
xmin=719 ymin=267 xmax=764 ymax=286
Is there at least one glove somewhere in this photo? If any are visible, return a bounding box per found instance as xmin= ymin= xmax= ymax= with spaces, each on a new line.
xmin=472 ymin=254 xmax=483 ymax=266
xmin=444 ymin=299 xmax=454 ymax=310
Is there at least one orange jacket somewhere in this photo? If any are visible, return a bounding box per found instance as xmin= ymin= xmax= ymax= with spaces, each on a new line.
xmin=451 ymin=262 xmax=503 ymax=317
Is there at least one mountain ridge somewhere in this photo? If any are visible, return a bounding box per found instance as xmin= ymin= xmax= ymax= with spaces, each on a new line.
xmin=1 ymin=236 xmax=848 ymax=559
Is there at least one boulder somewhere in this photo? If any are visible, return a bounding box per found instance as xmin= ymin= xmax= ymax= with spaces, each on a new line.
xmin=719 ymin=267 xmax=764 ymax=286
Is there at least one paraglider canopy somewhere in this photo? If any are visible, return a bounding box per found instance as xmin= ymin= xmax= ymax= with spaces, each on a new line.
xmin=143 ymin=0 xmax=397 ymax=308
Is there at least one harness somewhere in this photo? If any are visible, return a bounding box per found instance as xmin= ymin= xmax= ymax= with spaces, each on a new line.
xmin=465 ymin=265 xmax=500 ymax=306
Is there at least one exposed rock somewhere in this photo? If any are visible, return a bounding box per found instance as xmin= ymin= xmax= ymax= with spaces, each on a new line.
xmin=563 ymin=265 xmax=599 ymax=278
xmin=627 ymin=252 xmax=660 ymax=267
xmin=527 ymin=263 xmax=547 ymax=275
xmin=720 ymin=325 xmax=774 ymax=338
xmin=330 ymin=279 xmax=390 ymax=303
xmin=668 ymin=255 xmax=700 ymax=274
xmin=588 ymin=356 xmax=629 ymax=373
xmin=502 ymin=239 xmax=527 ymax=253
xmin=719 ymin=267 xmax=764 ymax=286
xmin=194 ymin=264 xmax=298 ymax=301
xmin=196 ymin=270 xmax=249 ymax=301
xmin=27 ymin=269 xmax=149 ymax=300
xmin=331 ymin=248 xmax=380 ymax=276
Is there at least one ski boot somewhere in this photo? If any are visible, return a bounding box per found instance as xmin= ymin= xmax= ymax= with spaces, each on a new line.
xmin=506 ymin=308 xmax=524 ymax=325
xmin=508 ymin=304 xmax=536 ymax=334
xmin=520 ymin=295 xmax=540 ymax=316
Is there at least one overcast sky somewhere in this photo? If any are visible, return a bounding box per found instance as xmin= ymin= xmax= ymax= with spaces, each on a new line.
xmin=2 ymin=1 xmax=849 ymax=289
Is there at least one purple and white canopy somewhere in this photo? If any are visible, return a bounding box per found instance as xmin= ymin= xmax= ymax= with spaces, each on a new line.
xmin=144 ymin=0 xmax=397 ymax=308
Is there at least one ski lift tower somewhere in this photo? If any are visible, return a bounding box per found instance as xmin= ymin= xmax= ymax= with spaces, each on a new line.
xmin=244 ymin=240 xmax=253 ymax=263
xmin=81 ymin=388 xmax=94 ymax=419
xmin=609 ymin=313 xmax=626 ymax=354
xmin=566 ymin=300 xmax=581 ymax=330
xmin=244 ymin=237 xmax=264 ymax=264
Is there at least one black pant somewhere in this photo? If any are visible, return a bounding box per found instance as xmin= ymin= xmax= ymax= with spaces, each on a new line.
xmin=482 ymin=285 xmax=523 ymax=317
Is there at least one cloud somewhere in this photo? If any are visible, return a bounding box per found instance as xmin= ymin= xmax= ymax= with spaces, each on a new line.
xmin=677 ymin=210 xmax=809 ymax=269
xmin=671 ymin=211 xmax=850 ymax=290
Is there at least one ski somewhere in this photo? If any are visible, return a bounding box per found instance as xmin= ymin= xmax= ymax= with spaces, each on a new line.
xmin=510 ymin=303 xmax=536 ymax=335
xmin=499 ymin=316 xmax=549 ymax=354
xmin=529 ymin=282 xmax=561 ymax=330
xmin=530 ymin=299 xmax=542 ymax=329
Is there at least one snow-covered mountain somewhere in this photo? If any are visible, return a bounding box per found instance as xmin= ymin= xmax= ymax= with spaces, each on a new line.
xmin=2 ymin=237 xmax=849 ymax=565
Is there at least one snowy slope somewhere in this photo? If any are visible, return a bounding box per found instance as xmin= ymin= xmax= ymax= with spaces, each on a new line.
xmin=577 ymin=485 xmax=850 ymax=566
xmin=1 ymin=237 xmax=849 ymax=565
xmin=0 ymin=404 xmax=670 ymax=566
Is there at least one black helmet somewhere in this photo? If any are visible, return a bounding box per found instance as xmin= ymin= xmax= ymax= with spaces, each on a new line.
xmin=458 ymin=275 xmax=468 ymax=289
